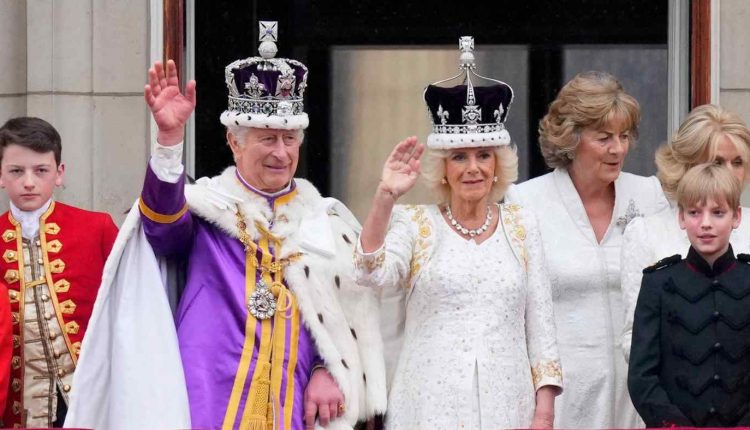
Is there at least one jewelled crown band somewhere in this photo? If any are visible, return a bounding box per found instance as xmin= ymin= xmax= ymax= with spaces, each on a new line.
xmin=424 ymin=36 xmax=514 ymax=149
xmin=220 ymin=21 xmax=309 ymax=130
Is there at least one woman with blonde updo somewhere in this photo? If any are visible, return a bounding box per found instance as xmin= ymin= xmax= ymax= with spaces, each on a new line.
xmin=505 ymin=71 xmax=668 ymax=428
xmin=356 ymin=55 xmax=562 ymax=429
xmin=621 ymin=104 xmax=750 ymax=364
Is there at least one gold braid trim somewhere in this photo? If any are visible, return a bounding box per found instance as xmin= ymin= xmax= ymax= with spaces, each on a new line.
xmin=234 ymin=206 xmax=300 ymax=430
xmin=138 ymin=198 xmax=189 ymax=224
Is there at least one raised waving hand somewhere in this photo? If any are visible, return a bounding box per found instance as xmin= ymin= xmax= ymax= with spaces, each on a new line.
xmin=379 ymin=136 xmax=425 ymax=198
xmin=144 ymin=59 xmax=197 ymax=146
xmin=359 ymin=136 xmax=425 ymax=253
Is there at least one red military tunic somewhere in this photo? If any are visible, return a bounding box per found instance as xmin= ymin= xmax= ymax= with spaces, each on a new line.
xmin=0 ymin=201 xmax=117 ymax=428
xmin=0 ymin=285 xmax=11 ymax=414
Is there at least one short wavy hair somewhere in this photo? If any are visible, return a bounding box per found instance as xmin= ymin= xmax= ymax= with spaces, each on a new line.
xmin=420 ymin=145 xmax=518 ymax=205
xmin=676 ymin=163 xmax=742 ymax=211
xmin=538 ymin=71 xmax=640 ymax=168
xmin=656 ymin=104 xmax=750 ymax=200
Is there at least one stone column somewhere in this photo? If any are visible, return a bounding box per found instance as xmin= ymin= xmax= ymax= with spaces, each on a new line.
xmin=0 ymin=0 xmax=151 ymax=222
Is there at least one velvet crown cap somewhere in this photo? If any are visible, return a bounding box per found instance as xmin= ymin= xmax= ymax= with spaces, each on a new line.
xmin=424 ymin=36 xmax=514 ymax=149
xmin=220 ymin=21 xmax=309 ymax=130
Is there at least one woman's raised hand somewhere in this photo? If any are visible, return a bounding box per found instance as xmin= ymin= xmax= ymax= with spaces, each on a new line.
xmin=380 ymin=136 xmax=425 ymax=199
xmin=144 ymin=59 xmax=197 ymax=147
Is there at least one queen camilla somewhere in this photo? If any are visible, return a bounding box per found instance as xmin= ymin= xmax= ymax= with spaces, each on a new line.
xmin=353 ymin=38 xmax=562 ymax=430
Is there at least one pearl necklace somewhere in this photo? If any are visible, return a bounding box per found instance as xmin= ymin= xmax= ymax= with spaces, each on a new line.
xmin=445 ymin=205 xmax=492 ymax=237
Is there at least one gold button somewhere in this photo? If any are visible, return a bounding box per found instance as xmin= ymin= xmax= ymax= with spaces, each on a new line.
xmin=2 ymin=250 xmax=17 ymax=263
xmin=8 ymin=290 xmax=17 ymax=299
xmin=53 ymin=350 xmax=62 ymax=359
xmin=49 ymin=332 xmax=57 ymax=340
xmin=2 ymin=230 xmax=16 ymax=242
xmin=41 ymin=294 xmax=49 ymax=301
xmin=35 ymin=240 xmax=41 ymax=246
xmin=44 ymin=312 xmax=52 ymax=320
xmin=57 ymin=369 xmax=66 ymax=377
xmin=62 ymin=384 xmax=71 ymax=392
xmin=37 ymin=258 xmax=43 ymax=264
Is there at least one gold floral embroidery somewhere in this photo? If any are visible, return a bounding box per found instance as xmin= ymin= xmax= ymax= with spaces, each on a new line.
xmin=501 ymin=203 xmax=528 ymax=268
xmin=531 ymin=359 xmax=562 ymax=388
xmin=407 ymin=205 xmax=431 ymax=285
xmin=354 ymin=250 xmax=385 ymax=273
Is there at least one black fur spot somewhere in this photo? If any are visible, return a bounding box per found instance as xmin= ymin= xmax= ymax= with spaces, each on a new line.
xmin=342 ymin=234 xmax=351 ymax=244
xmin=362 ymin=372 xmax=367 ymax=383
xmin=350 ymin=328 xmax=357 ymax=339
xmin=341 ymin=359 xmax=349 ymax=369
xmin=304 ymin=265 xmax=309 ymax=278
xmin=335 ymin=275 xmax=341 ymax=289
xmin=318 ymin=313 xmax=324 ymax=323
xmin=247 ymin=115 xmax=252 ymax=120
xmin=234 ymin=120 xmax=239 ymax=125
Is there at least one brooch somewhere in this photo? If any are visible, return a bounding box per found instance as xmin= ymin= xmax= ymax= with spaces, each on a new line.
xmin=615 ymin=199 xmax=643 ymax=232
xmin=248 ymin=280 xmax=277 ymax=319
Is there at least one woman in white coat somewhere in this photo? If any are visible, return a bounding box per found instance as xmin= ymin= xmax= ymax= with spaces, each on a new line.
xmin=505 ymin=71 xmax=668 ymax=428
xmin=354 ymin=45 xmax=563 ymax=430
xmin=621 ymin=104 xmax=750 ymax=362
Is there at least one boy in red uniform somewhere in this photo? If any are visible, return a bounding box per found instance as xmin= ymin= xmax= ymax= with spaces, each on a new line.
xmin=0 ymin=117 xmax=117 ymax=428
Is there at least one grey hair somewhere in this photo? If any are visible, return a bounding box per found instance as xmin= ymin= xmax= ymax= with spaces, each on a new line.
xmin=225 ymin=126 xmax=305 ymax=146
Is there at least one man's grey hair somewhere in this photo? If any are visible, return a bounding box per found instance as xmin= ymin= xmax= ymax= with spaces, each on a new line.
xmin=225 ymin=126 xmax=305 ymax=146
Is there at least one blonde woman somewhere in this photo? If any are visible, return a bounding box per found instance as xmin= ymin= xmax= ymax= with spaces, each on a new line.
xmin=505 ymin=71 xmax=668 ymax=428
xmin=355 ymin=58 xmax=562 ymax=429
xmin=621 ymin=104 xmax=750 ymax=362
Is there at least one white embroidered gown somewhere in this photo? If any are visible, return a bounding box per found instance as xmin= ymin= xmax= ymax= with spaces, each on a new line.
xmin=354 ymin=204 xmax=562 ymax=430
xmin=506 ymin=168 xmax=669 ymax=429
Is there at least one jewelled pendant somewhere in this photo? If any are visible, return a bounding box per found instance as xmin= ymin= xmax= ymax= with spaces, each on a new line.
xmin=248 ymin=280 xmax=277 ymax=319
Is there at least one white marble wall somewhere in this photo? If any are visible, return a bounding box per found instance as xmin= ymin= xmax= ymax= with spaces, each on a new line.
xmin=0 ymin=0 xmax=151 ymax=222
xmin=0 ymin=1 xmax=28 ymax=215
xmin=719 ymin=0 xmax=750 ymax=204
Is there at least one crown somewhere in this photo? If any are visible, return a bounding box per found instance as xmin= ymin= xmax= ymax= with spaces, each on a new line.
xmin=423 ymin=36 xmax=514 ymax=149
xmin=220 ymin=21 xmax=309 ymax=130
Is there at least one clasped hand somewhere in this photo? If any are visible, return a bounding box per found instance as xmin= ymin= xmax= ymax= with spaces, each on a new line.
xmin=304 ymin=367 xmax=345 ymax=429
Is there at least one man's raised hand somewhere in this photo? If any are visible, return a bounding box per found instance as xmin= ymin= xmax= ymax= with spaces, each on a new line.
xmin=144 ymin=59 xmax=197 ymax=146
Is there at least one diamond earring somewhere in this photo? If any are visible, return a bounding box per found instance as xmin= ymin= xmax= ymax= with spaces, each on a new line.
xmin=441 ymin=177 xmax=447 ymax=185
xmin=493 ymin=176 xmax=498 ymax=183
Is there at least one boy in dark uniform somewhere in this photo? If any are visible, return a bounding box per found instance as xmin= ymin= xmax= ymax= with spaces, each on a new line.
xmin=628 ymin=162 xmax=750 ymax=427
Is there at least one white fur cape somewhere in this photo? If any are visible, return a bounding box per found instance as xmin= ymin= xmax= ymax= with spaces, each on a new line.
xmin=65 ymin=168 xmax=386 ymax=430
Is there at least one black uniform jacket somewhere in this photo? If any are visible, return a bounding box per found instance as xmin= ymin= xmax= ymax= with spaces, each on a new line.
xmin=628 ymin=246 xmax=750 ymax=427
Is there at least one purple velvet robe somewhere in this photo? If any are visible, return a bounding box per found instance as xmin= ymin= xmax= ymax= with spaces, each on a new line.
xmin=140 ymin=166 xmax=319 ymax=430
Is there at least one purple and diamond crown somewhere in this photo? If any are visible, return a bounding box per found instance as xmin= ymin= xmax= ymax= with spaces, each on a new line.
xmin=423 ymin=36 xmax=514 ymax=149
xmin=220 ymin=21 xmax=309 ymax=130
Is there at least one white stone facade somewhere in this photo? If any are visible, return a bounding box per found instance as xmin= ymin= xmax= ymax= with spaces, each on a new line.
xmin=0 ymin=0 xmax=151 ymax=222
